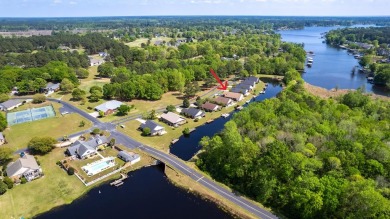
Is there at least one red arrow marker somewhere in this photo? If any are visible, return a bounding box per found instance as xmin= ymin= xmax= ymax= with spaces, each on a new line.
xmin=209 ymin=68 xmax=228 ymax=90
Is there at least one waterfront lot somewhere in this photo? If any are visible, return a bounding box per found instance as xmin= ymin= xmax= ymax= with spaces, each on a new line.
xmin=0 ymin=148 xmax=88 ymax=219
xmin=118 ymin=84 xmax=264 ymax=152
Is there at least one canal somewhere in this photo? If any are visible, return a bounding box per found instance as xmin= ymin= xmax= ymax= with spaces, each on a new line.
xmin=37 ymin=25 xmax=389 ymax=219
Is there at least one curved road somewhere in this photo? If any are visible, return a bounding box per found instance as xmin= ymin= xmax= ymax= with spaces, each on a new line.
xmin=13 ymin=97 xmax=278 ymax=219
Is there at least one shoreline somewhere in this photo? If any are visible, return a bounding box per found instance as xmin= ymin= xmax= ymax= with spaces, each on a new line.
xmin=304 ymin=82 xmax=390 ymax=100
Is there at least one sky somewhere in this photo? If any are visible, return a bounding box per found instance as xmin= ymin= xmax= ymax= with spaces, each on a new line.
xmin=0 ymin=0 xmax=389 ymax=17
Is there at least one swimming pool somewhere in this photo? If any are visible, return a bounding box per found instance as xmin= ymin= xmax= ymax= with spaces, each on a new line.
xmin=82 ymin=157 xmax=116 ymax=176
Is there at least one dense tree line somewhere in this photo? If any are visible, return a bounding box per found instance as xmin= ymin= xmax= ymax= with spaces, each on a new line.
xmin=197 ymin=84 xmax=390 ymax=218
xmin=0 ymin=61 xmax=78 ymax=95
xmin=2 ymin=16 xmax=390 ymax=33
xmin=326 ymin=27 xmax=390 ymax=45
xmin=98 ymin=33 xmax=305 ymax=101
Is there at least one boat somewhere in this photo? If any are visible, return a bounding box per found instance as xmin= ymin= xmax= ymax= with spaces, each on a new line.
xmin=221 ymin=113 xmax=230 ymax=118
xmin=206 ymin=119 xmax=214 ymax=124
xmin=246 ymin=100 xmax=250 ymax=103
xmin=259 ymin=90 xmax=265 ymax=94
xmin=235 ymin=106 xmax=243 ymax=111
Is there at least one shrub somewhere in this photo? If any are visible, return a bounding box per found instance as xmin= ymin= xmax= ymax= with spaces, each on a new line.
xmin=194 ymin=118 xmax=199 ymax=122
xmin=142 ymin=127 xmax=151 ymax=136
xmin=183 ymin=127 xmax=190 ymax=136
xmin=20 ymin=177 xmax=27 ymax=184
xmin=0 ymin=181 xmax=7 ymax=195
xmin=56 ymin=161 xmax=62 ymax=166
xmin=32 ymin=94 xmax=46 ymax=104
xmin=92 ymin=128 xmax=101 ymax=135
xmin=28 ymin=137 xmax=57 ymax=155
xmin=3 ymin=177 xmax=13 ymax=189
xmin=67 ymin=167 xmax=75 ymax=175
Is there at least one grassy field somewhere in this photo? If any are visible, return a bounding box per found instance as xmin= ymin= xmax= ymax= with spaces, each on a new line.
xmin=125 ymin=37 xmax=173 ymax=47
xmin=0 ymin=148 xmax=88 ymax=219
xmin=118 ymin=83 xmax=264 ymax=151
xmin=3 ymin=103 xmax=93 ymax=150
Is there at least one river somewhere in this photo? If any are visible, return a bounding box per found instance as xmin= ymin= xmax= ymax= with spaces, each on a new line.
xmin=37 ymin=25 xmax=387 ymax=219
xmin=280 ymin=25 xmax=389 ymax=96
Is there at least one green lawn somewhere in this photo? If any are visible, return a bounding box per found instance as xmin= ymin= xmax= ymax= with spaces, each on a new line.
xmin=3 ymin=103 xmax=93 ymax=151
xmin=125 ymin=37 xmax=173 ymax=48
xmin=118 ymin=83 xmax=264 ymax=151
xmin=0 ymin=148 xmax=88 ymax=219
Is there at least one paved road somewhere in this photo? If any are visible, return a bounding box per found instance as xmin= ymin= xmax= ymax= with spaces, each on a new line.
xmin=12 ymin=97 xmax=277 ymax=219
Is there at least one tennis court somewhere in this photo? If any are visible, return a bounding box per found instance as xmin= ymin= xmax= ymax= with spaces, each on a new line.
xmin=7 ymin=105 xmax=56 ymax=126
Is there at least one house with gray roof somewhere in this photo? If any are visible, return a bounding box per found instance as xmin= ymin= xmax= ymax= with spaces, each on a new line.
xmin=139 ymin=120 xmax=166 ymax=136
xmin=181 ymin=108 xmax=205 ymax=119
xmin=0 ymin=99 xmax=23 ymax=111
xmin=0 ymin=132 xmax=5 ymax=145
xmin=6 ymin=154 xmax=42 ymax=182
xmin=117 ymin=151 xmax=141 ymax=165
xmin=44 ymin=82 xmax=60 ymax=94
xmin=66 ymin=136 xmax=109 ymax=159
xmin=231 ymin=87 xmax=249 ymax=95
xmin=246 ymin=76 xmax=260 ymax=83
xmin=242 ymin=79 xmax=256 ymax=87
xmin=94 ymin=100 xmax=124 ymax=115
xmin=160 ymin=112 xmax=186 ymax=127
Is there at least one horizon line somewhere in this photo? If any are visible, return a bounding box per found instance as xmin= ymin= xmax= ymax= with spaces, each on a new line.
xmin=0 ymin=15 xmax=390 ymax=19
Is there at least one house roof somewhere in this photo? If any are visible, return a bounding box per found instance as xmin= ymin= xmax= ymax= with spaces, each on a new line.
xmin=236 ymin=83 xmax=252 ymax=90
xmin=224 ymin=92 xmax=243 ymax=100
xmin=77 ymin=144 xmax=95 ymax=157
xmin=202 ymin=102 xmax=219 ymax=111
xmin=182 ymin=108 xmax=205 ymax=117
xmin=214 ymin=96 xmax=232 ymax=105
xmin=6 ymin=154 xmax=39 ymax=177
xmin=0 ymin=99 xmax=23 ymax=109
xmin=241 ymin=80 xmax=256 ymax=86
xmin=231 ymin=87 xmax=248 ymax=94
xmin=246 ymin=76 xmax=259 ymax=82
xmin=160 ymin=112 xmax=185 ymax=124
xmin=45 ymin=82 xmax=60 ymax=90
xmin=67 ymin=136 xmax=108 ymax=157
xmin=140 ymin=120 xmax=164 ymax=133
xmin=95 ymin=100 xmax=123 ymax=113
xmin=0 ymin=132 xmax=4 ymax=140
xmin=118 ymin=151 xmax=140 ymax=162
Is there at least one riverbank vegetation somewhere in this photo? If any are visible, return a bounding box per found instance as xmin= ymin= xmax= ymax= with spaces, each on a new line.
xmin=326 ymin=26 xmax=390 ymax=90
xmin=197 ymin=81 xmax=390 ymax=218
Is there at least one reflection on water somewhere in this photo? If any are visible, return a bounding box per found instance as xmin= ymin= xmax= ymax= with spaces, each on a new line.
xmin=279 ymin=26 xmax=389 ymax=96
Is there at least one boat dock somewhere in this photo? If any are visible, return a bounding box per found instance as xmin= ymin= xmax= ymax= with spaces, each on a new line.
xmin=221 ymin=113 xmax=229 ymax=118
xmin=110 ymin=173 xmax=128 ymax=187
xmin=206 ymin=119 xmax=214 ymax=124
xmin=171 ymin=138 xmax=179 ymax=144
xmin=189 ymin=128 xmax=196 ymax=133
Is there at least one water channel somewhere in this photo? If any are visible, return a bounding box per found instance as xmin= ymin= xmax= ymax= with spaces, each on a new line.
xmin=37 ymin=25 xmax=389 ymax=219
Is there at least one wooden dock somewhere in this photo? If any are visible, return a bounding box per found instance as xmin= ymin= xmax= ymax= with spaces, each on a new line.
xmin=171 ymin=139 xmax=179 ymax=144
xmin=110 ymin=173 xmax=128 ymax=187
xmin=206 ymin=119 xmax=214 ymax=124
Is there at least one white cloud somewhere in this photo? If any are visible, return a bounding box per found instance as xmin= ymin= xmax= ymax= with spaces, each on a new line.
xmin=69 ymin=1 xmax=77 ymax=4
xmin=53 ymin=0 xmax=62 ymax=4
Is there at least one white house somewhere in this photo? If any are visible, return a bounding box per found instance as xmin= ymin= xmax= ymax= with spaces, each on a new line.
xmin=0 ymin=99 xmax=23 ymax=111
xmin=160 ymin=112 xmax=186 ymax=127
xmin=6 ymin=154 xmax=42 ymax=182
xmin=139 ymin=120 xmax=166 ymax=136
xmin=66 ymin=136 xmax=109 ymax=159
xmin=94 ymin=100 xmax=124 ymax=115
xmin=117 ymin=151 xmax=141 ymax=165
xmin=0 ymin=132 xmax=4 ymax=145
xmin=89 ymin=58 xmax=105 ymax=66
